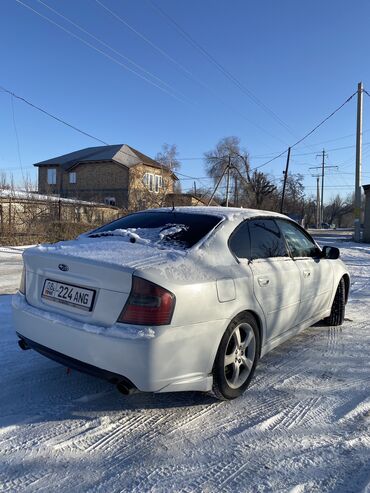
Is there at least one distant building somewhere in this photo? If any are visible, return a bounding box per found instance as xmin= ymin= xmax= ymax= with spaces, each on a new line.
xmin=164 ymin=192 xmax=219 ymax=207
xmin=34 ymin=144 xmax=178 ymax=210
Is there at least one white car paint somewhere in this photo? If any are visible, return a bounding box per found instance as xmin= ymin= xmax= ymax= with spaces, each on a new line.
xmin=12 ymin=207 xmax=349 ymax=395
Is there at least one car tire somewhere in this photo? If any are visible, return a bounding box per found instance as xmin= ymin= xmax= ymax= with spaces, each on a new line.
xmin=324 ymin=278 xmax=345 ymax=326
xmin=212 ymin=313 xmax=260 ymax=401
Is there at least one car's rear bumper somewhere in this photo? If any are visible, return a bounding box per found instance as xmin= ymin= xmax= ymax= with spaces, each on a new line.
xmin=12 ymin=293 xmax=227 ymax=393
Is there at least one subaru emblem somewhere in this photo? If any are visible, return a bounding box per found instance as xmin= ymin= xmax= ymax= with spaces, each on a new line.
xmin=58 ymin=264 xmax=69 ymax=272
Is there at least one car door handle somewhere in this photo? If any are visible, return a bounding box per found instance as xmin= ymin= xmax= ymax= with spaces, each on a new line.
xmin=258 ymin=277 xmax=270 ymax=287
xmin=303 ymin=270 xmax=311 ymax=278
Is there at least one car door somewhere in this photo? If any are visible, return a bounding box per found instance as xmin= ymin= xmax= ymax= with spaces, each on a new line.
xmin=243 ymin=218 xmax=302 ymax=342
xmin=277 ymin=219 xmax=334 ymax=324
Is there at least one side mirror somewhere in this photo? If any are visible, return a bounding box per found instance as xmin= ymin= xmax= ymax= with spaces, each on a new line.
xmin=322 ymin=245 xmax=340 ymax=260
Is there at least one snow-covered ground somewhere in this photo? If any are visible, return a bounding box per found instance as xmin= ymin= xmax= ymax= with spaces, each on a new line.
xmin=0 ymin=236 xmax=369 ymax=492
xmin=0 ymin=246 xmax=27 ymax=294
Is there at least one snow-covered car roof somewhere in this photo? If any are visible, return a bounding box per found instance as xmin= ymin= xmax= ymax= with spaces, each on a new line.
xmin=152 ymin=206 xmax=288 ymax=221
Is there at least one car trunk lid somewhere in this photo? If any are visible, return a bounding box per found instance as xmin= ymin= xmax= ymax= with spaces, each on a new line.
xmin=23 ymin=237 xmax=182 ymax=326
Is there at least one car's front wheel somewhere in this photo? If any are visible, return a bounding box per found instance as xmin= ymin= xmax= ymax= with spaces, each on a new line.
xmin=212 ymin=313 xmax=260 ymax=400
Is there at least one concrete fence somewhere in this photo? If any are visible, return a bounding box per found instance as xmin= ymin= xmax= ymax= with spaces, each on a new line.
xmin=0 ymin=195 xmax=123 ymax=246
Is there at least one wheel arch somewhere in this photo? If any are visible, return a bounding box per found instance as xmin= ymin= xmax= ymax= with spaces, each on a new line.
xmin=230 ymin=309 xmax=264 ymax=357
xmin=342 ymin=273 xmax=350 ymax=304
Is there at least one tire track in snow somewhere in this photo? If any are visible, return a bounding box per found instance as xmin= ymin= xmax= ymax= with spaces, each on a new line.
xmin=0 ymin=471 xmax=53 ymax=493
xmin=324 ymin=325 xmax=345 ymax=356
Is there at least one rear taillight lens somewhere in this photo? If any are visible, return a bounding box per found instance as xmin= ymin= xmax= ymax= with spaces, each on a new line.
xmin=19 ymin=267 xmax=26 ymax=295
xmin=117 ymin=276 xmax=175 ymax=326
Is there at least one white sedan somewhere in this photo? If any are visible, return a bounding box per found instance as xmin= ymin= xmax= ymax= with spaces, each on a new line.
xmin=13 ymin=207 xmax=349 ymax=400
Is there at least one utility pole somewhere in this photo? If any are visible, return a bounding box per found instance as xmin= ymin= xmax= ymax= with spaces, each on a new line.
xmin=234 ymin=176 xmax=238 ymax=207
xmin=316 ymin=177 xmax=320 ymax=229
xmin=354 ymin=81 xmax=363 ymax=242
xmin=320 ymin=149 xmax=327 ymax=226
xmin=280 ymin=147 xmax=291 ymax=214
xmin=310 ymin=172 xmax=321 ymax=229
xmin=309 ymin=152 xmax=336 ymax=227
xmin=207 ymin=160 xmax=229 ymax=206
xmin=225 ymin=155 xmax=231 ymax=207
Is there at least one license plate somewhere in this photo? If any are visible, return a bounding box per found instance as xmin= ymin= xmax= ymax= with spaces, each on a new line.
xmin=42 ymin=279 xmax=96 ymax=311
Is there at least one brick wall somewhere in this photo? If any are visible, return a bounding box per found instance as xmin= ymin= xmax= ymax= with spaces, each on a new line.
xmin=38 ymin=161 xmax=175 ymax=210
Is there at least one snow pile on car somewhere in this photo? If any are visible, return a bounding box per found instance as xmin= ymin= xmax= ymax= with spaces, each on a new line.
xmin=33 ymin=231 xmax=187 ymax=270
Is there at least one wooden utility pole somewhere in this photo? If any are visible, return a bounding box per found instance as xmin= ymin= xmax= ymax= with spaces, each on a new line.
xmin=225 ymin=155 xmax=231 ymax=207
xmin=234 ymin=176 xmax=238 ymax=206
xmin=354 ymin=81 xmax=363 ymax=242
xmin=207 ymin=162 xmax=229 ymax=206
xmin=280 ymin=147 xmax=291 ymax=214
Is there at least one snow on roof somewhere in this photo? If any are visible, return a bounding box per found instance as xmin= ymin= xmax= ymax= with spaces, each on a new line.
xmin=152 ymin=206 xmax=288 ymax=221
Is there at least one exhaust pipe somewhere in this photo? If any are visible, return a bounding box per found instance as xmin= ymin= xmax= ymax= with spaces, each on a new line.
xmin=116 ymin=381 xmax=135 ymax=395
xmin=18 ymin=339 xmax=30 ymax=351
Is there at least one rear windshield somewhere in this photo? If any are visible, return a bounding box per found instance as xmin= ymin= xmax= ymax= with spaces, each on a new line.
xmin=89 ymin=211 xmax=222 ymax=249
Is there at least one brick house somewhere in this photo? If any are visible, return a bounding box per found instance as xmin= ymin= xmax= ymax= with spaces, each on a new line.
xmin=34 ymin=144 xmax=178 ymax=210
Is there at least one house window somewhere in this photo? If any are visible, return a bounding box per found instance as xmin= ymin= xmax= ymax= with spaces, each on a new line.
xmin=155 ymin=175 xmax=163 ymax=192
xmin=47 ymin=168 xmax=57 ymax=185
xmin=104 ymin=197 xmax=116 ymax=206
xmin=143 ymin=173 xmax=162 ymax=192
xmin=143 ymin=172 xmax=154 ymax=191
xmin=69 ymin=172 xmax=76 ymax=184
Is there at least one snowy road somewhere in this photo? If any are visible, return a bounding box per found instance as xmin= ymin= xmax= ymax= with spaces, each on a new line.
xmin=0 ymin=247 xmax=24 ymax=294
xmin=0 ymin=239 xmax=369 ymax=492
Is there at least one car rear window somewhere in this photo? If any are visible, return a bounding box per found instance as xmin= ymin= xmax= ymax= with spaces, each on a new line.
xmin=90 ymin=211 xmax=222 ymax=249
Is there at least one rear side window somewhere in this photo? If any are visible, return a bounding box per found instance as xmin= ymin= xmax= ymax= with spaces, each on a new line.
xmin=249 ymin=219 xmax=288 ymax=260
xmin=90 ymin=211 xmax=222 ymax=249
xmin=229 ymin=221 xmax=251 ymax=259
xmin=277 ymin=220 xmax=319 ymax=258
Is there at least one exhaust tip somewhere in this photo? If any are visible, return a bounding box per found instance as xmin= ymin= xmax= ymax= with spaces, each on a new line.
xmin=116 ymin=381 xmax=135 ymax=395
xmin=18 ymin=339 xmax=30 ymax=351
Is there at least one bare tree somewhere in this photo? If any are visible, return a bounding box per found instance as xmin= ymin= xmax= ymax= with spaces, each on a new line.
xmin=246 ymin=170 xmax=277 ymax=208
xmin=204 ymin=136 xmax=250 ymax=205
xmin=155 ymin=143 xmax=181 ymax=171
xmin=324 ymin=194 xmax=353 ymax=227
xmin=0 ymin=172 xmax=14 ymax=191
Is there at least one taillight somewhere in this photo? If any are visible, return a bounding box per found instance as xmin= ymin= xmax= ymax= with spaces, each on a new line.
xmin=117 ymin=276 xmax=175 ymax=326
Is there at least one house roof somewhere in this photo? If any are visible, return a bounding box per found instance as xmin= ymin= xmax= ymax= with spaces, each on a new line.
xmin=33 ymin=144 xmax=178 ymax=179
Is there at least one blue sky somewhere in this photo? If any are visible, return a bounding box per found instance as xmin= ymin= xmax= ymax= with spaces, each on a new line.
xmin=1 ymin=0 xmax=370 ymax=202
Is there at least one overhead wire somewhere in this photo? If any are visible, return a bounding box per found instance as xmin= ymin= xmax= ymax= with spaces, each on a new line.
xmin=95 ymin=0 xmax=289 ymax=146
xmin=0 ymin=85 xmax=109 ymax=145
xmin=251 ymin=91 xmax=357 ymax=171
xmin=14 ymin=0 xmax=187 ymax=104
xmin=148 ymin=0 xmax=297 ymax=138
xmin=34 ymin=0 xmax=188 ymax=102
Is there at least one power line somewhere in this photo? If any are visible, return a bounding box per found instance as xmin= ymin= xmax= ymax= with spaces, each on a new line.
xmin=0 ymin=85 xmax=213 ymax=187
xmin=0 ymin=85 xmax=110 ymax=145
xmin=251 ymin=91 xmax=357 ymax=171
xmin=35 ymin=0 xmax=187 ymax=102
xmin=149 ymin=0 xmax=297 ymax=138
xmin=15 ymin=0 xmax=187 ymax=104
xmin=95 ymin=0 xmax=288 ymax=146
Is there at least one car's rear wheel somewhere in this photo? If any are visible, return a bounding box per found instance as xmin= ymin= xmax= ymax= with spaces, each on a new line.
xmin=212 ymin=313 xmax=260 ymax=400
xmin=324 ymin=277 xmax=346 ymax=326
